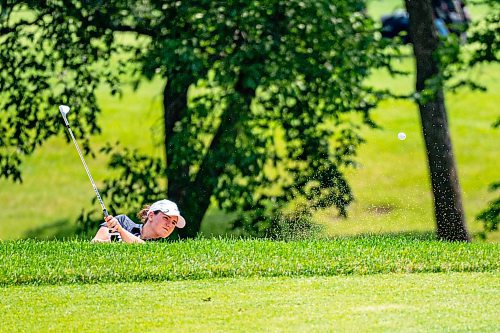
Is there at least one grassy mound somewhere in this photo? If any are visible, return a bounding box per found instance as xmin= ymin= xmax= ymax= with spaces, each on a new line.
xmin=1 ymin=235 xmax=498 ymax=286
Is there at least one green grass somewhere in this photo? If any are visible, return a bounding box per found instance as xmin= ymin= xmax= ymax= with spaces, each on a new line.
xmin=1 ymin=2 xmax=498 ymax=332
xmin=1 ymin=236 xmax=499 ymax=332
xmin=1 ymin=237 xmax=498 ymax=286
xmin=1 ymin=237 xmax=498 ymax=331
xmin=0 ymin=0 xmax=498 ymax=241
xmin=1 ymin=273 xmax=498 ymax=332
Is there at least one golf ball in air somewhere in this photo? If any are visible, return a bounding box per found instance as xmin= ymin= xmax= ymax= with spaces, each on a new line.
xmin=398 ymin=132 xmax=406 ymax=140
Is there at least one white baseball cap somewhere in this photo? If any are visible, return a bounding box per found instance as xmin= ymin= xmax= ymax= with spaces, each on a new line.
xmin=147 ymin=199 xmax=186 ymax=228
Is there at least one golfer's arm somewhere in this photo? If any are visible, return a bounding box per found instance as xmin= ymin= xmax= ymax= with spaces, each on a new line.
xmin=117 ymin=226 xmax=145 ymax=244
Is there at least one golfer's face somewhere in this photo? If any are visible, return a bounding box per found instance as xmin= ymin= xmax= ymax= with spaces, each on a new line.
xmin=152 ymin=212 xmax=178 ymax=238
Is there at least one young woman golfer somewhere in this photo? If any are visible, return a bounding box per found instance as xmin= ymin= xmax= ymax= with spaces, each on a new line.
xmin=92 ymin=199 xmax=186 ymax=243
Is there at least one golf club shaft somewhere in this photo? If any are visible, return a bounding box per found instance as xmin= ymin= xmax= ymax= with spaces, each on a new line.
xmin=63 ymin=122 xmax=109 ymax=218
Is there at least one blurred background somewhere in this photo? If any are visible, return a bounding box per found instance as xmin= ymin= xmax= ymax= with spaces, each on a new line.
xmin=0 ymin=0 xmax=498 ymax=241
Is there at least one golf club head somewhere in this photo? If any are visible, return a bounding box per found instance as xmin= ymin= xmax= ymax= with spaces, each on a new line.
xmin=59 ymin=105 xmax=70 ymax=126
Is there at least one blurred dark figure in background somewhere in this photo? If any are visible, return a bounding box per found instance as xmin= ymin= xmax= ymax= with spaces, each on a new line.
xmin=432 ymin=0 xmax=471 ymax=41
xmin=381 ymin=0 xmax=471 ymax=43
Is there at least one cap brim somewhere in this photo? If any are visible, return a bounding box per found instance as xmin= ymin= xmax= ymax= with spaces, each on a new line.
xmin=177 ymin=216 xmax=186 ymax=228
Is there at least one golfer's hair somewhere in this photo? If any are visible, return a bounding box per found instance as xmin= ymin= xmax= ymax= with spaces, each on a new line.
xmin=137 ymin=205 xmax=151 ymax=223
xmin=138 ymin=204 xmax=163 ymax=223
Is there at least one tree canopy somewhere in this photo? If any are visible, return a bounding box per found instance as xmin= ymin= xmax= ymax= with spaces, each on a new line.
xmin=1 ymin=0 xmax=392 ymax=237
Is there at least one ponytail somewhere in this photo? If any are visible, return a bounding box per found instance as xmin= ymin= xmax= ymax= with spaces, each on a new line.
xmin=137 ymin=204 xmax=151 ymax=223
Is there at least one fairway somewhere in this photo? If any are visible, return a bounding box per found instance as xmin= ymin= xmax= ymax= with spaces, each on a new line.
xmin=1 ymin=237 xmax=498 ymax=331
xmin=1 ymin=273 xmax=498 ymax=332
xmin=0 ymin=0 xmax=498 ymax=241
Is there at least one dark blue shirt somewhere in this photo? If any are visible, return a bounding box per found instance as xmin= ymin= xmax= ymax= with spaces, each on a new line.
xmin=100 ymin=214 xmax=143 ymax=242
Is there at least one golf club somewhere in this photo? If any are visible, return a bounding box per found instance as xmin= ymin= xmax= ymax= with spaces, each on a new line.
xmin=59 ymin=105 xmax=109 ymax=218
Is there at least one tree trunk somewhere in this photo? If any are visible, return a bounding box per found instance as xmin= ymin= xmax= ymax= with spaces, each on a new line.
xmin=405 ymin=0 xmax=470 ymax=241
xmin=163 ymin=80 xmax=192 ymax=233
xmin=178 ymin=99 xmax=240 ymax=238
xmin=163 ymin=76 xmax=255 ymax=238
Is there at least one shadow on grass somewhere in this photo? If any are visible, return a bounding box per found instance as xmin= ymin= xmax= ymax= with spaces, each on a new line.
xmin=23 ymin=219 xmax=78 ymax=240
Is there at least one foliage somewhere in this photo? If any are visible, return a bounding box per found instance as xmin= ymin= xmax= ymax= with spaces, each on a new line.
xmin=470 ymin=0 xmax=500 ymax=240
xmin=438 ymin=0 xmax=500 ymax=94
xmin=0 ymin=0 xmax=122 ymax=182
xmin=467 ymin=0 xmax=499 ymax=66
xmin=381 ymin=0 xmax=499 ymax=99
xmin=0 ymin=0 xmax=391 ymax=237
xmin=476 ymin=182 xmax=500 ymax=239
xmin=1 ymin=1 xmax=497 ymax=239
xmin=75 ymin=142 xmax=167 ymax=236
xmin=476 ymin=114 xmax=500 ymax=239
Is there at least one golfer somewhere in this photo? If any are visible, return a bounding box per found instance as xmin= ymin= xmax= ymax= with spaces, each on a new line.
xmin=91 ymin=199 xmax=186 ymax=243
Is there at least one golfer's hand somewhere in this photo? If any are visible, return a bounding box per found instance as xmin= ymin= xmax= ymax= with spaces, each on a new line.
xmin=105 ymin=215 xmax=121 ymax=232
